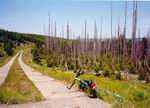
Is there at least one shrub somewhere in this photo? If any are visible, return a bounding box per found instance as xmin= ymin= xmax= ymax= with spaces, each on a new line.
xmin=47 ymin=58 xmax=57 ymax=67
xmin=0 ymin=51 xmax=4 ymax=57
xmin=133 ymin=90 xmax=147 ymax=101
xmin=103 ymin=70 xmax=110 ymax=77
xmin=114 ymin=63 xmax=121 ymax=71
xmin=93 ymin=62 xmax=100 ymax=72
xmin=116 ymin=71 xmax=121 ymax=80
xmin=4 ymin=41 xmax=14 ymax=56
xmin=138 ymin=72 xmax=145 ymax=80
xmin=103 ymin=64 xmax=112 ymax=77
xmin=31 ymin=47 xmax=41 ymax=64
xmin=40 ymin=59 xmax=47 ymax=67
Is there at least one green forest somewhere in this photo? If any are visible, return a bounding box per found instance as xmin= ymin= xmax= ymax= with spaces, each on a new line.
xmin=0 ymin=29 xmax=44 ymax=56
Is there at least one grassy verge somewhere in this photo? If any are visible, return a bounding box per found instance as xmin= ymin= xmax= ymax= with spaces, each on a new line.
xmin=0 ymin=56 xmax=11 ymax=67
xmin=0 ymin=53 xmax=44 ymax=104
xmin=23 ymin=48 xmax=150 ymax=108
xmin=23 ymin=48 xmax=74 ymax=84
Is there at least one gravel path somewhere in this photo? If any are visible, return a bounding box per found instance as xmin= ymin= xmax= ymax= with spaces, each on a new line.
xmin=0 ymin=52 xmax=19 ymax=87
xmin=1 ymin=51 xmax=111 ymax=108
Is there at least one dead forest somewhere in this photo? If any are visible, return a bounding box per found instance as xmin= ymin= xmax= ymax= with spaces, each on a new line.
xmin=42 ymin=1 xmax=150 ymax=83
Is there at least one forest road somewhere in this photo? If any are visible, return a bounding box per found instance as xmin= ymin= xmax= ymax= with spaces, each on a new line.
xmin=1 ymin=51 xmax=111 ymax=108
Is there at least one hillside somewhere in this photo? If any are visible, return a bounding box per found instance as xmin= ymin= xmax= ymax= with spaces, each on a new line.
xmin=0 ymin=29 xmax=44 ymax=61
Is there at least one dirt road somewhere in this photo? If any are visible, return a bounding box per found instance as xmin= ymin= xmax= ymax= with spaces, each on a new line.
xmin=1 ymin=51 xmax=111 ymax=108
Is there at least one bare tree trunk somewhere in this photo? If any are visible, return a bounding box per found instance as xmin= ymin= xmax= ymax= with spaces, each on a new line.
xmin=73 ymin=34 xmax=76 ymax=70
xmin=100 ymin=17 xmax=102 ymax=57
xmin=110 ymin=1 xmax=113 ymax=57
xmin=123 ymin=1 xmax=128 ymax=79
xmin=117 ymin=16 xmax=120 ymax=65
xmin=48 ymin=12 xmax=51 ymax=57
xmin=78 ymin=35 xmax=81 ymax=69
xmin=43 ymin=21 xmax=47 ymax=53
xmin=65 ymin=21 xmax=69 ymax=71
xmin=93 ymin=21 xmax=97 ymax=64
xmin=84 ymin=20 xmax=87 ymax=65
xmin=54 ymin=21 xmax=57 ymax=46
xmin=131 ymin=1 xmax=138 ymax=64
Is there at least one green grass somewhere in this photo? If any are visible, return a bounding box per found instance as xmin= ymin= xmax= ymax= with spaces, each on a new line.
xmin=0 ymin=53 xmax=44 ymax=104
xmin=23 ymin=48 xmax=150 ymax=108
xmin=80 ymin=74 xmax=150 ymax=108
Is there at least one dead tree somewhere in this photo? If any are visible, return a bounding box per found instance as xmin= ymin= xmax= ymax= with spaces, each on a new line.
xmin=123 ymin=1 xmax=129 ymax=79
xmin=84 ymin=20 xmax=87 ymax=60
xmin=117 ymin=16 xmax=120 ymax=59
xmin=73 ymin=33 xmax=76 ymax=70
xmin=54 ymin=21 xmax=59 ymax=66
xmin=61 ymin=25 xmax=64 ymax=52
xmin=54 ymin=21 xmax=57 ymax=44
xmin=110 ymin=1 xmax=113 ymax=58
xmin=99 ymin=17 xmax=102 ymax=57
xmin=93 ymin=21 xmax=97 ymax=64
xmin=131 ymin=1 xmax=138 ymax=64
xmin=77 ymin=35 xmax=81 ymax=69
xmin=43 ymin=21 xmax=47 ymax=52
xmin=64 ymin=21 xmax=69 ymax=71
xmin=47 ymin=12 xmax=51 ymax=57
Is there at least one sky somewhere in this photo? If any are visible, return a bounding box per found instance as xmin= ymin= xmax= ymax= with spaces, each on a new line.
xmin=0 ymin=0 xmax=150 ymax=39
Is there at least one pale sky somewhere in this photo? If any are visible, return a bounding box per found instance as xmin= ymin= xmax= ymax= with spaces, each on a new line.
xmin=0 ymin=0 xmax=150 ymax=39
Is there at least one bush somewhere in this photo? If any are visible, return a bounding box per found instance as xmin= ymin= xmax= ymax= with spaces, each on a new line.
xmin=103 ymin=70 xmax=110 ymax=77
xmin=116 ymin=71 xmax=121 ymax=80
xmin=47 ymin=58 xmax=57 ymax=67
xmin=0 ymin=51 xmax=4 ymax=57
xmin=103 ymin=64 xmax=112 ymax=77
xmin=40 ymin=59 xmax=47 ymax=67
xmin=4 ymin=41 xmax=14 ymax=56
xmin=114 ymin=63 xmax=121 ymax=71
xmin=31 ymin=47 xmax=41 ymax=64
xmin=138 ymin=72 xmax=145 ymax=80
xmin=93 ymin=62 xmax=100 ymax=72
xmin=133 ymin=90 xmax=147 ymax=101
